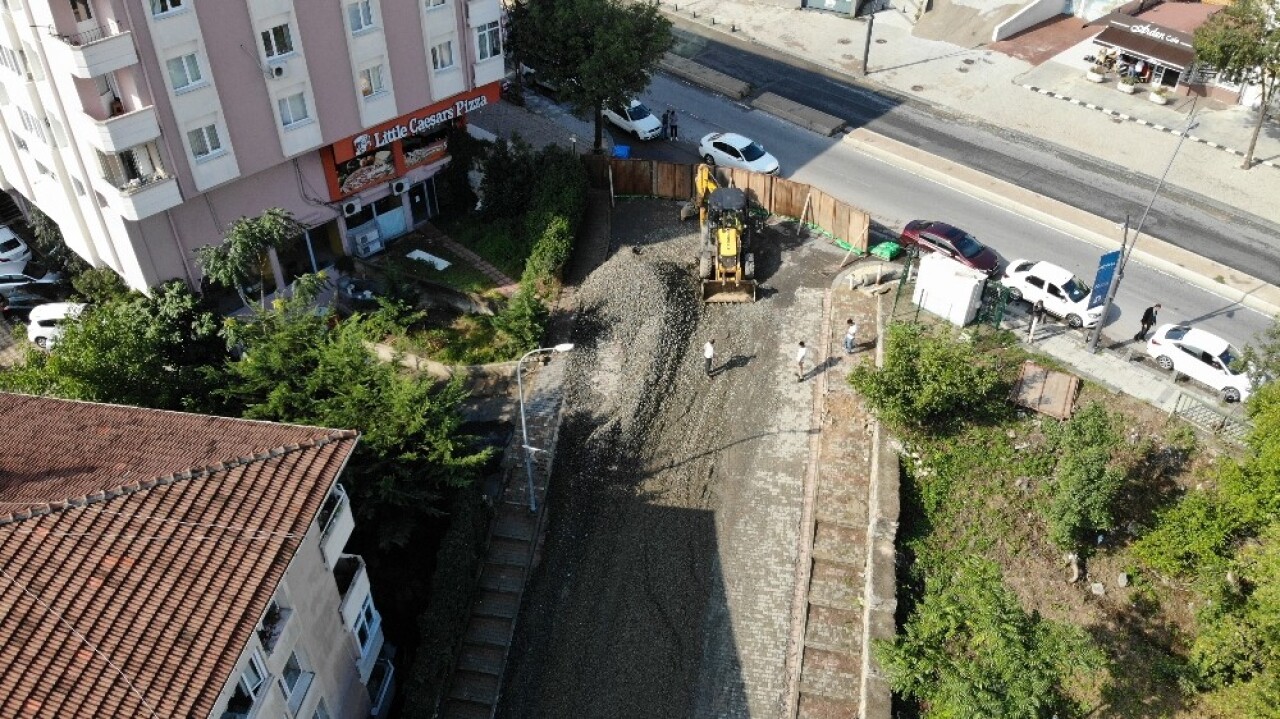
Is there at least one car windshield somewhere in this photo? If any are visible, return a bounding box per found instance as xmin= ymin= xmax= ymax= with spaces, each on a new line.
xmin=628 ymin=103 xmax=652 ymax=121
xmin=1220 ymin=347 xmax=1243 ymax=374
xmin=1063 ymin=277 xmax=1090 ymax=302
xmin=740 ymin=141 xmax=767 ymax=161
xmin=1165 ymin=326 xmax=1189 ymax=340
xmin=953 ymin=233 xmax=984 ymax=259
xmin=0 ymin=238 xmax=20 ymax=253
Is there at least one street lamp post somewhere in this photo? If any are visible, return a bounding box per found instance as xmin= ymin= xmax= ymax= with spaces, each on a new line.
xmin=517 ymin=343 xmax=574 ymax=513
xmin=1087 ymin=110 xmax=1198 ymax=353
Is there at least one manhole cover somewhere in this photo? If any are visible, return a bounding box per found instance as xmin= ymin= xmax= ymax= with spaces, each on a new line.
xmin=876 ymin=38 xmax=888 ymax=44
xmin=838 ymin=37 xmax=852 ymax=44
xmin=963 ymin=58 xmax=975 ymax=65
xmin=957 ymin=67 xmax=969 ymax=73
xmin=911 ymin=85 xmax=924 ymax=91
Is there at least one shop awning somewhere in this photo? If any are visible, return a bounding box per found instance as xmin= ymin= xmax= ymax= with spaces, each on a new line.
xmin=1090 ymin=13 xmax=1197 ymax=70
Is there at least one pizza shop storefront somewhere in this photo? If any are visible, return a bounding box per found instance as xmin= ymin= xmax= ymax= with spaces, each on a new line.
xmin=320 ymin=82 xmax=499 ymax=258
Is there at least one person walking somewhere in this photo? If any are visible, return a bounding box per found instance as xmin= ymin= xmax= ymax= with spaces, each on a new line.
xmin=668 ymin=110 xmax=679 ymax=141
xmin=704 ymin=339 xmax=715 ymax=377
xmin=796 ymin=341 xmax=810 ymax=381
xmin=1135 ymin=303 xmax=1161 ymax=341
xmin=1028 ymin=300 xmax=1045 ymax=340
xmin=661 ymin=109 xmax=670 ymax=140
xmin=843 ymin=319 xmax=858 ymax=354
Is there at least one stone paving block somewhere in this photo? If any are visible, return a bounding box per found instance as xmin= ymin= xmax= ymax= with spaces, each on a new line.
xmin=797 ymin=691 xmax=860 ymax=719
xmin=805 ymin=604 xmax=861 ymax=651
xmin=473 ymin=589 xmax=520 ymax=620
xmin=448 ymin=670 xmax=499 ymax=704
xmin=799 ymin=646 xmax=860 ymax=701
xmin=455 ymin=643 xmax=507 ymax=675
xmin=812 ymin=521 xmax=863 ymax=564
xmin=464 ymin=615 xmax=512 ymax=648
xmin=477 ymin=563 xmax=525 ymax=593
xmin=809 ymin=558 xmax=864 ymax=610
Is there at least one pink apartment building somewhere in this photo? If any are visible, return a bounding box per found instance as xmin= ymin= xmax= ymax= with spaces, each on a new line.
xmin=0 ymin=0 xmax=505 ymax=292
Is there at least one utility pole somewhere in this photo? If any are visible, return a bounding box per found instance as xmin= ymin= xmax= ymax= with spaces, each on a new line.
xmin=862 ymin=12 xmax=875 ymax=76
xmin=1087 ymin=109 xmax=1198 ymax=353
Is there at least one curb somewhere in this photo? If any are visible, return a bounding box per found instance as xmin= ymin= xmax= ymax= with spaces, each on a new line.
xmin=1022 ymin=85 xmax=1280 ymax=171
xmin=840 ymin=129 xmax=1280 ymax=319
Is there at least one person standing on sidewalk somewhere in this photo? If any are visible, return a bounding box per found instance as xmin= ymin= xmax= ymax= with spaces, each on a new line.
xmin=843 ymin=319 xmax=858 ymax=354
xmin=1028 ymin=300 xmax=1045 ymax=340
xmin=704 ymin=339 xmax=715 ymax=377
xmin=1135 ymin=303 xmax=1161 ymax=341
xmin=796 ymin=341 xmax=810 ymax=381
xmin=668 ymin=110 xmax=679 ymax=141
xmin=661 ymin=109 xmax=670 ymax=140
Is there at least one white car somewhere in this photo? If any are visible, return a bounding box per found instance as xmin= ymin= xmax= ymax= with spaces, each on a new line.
xmin=603 ymin=100 xmax=662 ymax=141
xmin=1002 ymin=259 xmax=1103 ymax=329
xmin=1146 ymin=324 xmax=1256 ymax=403
xmin=27 ymin=302 xmax=84 ymax=349
xmin=0 ymin=225 xmax=31 ymax=264
xmin=0 ymin=259 xmax=62 ymax=294
xmin=697 ymin=132 xmax=780 ymax=175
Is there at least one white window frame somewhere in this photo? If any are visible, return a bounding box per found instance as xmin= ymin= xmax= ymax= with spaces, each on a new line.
xmin=430 ymin=40 xmax=454 ymax=71
xmin=348 ymin=0 xmax=375 ymax=33
xmin=166 ymin=52 xmax=203 ymax=92
xmin=313 ymin=700 xmax=332 ymax=719
xmin=278 ymin=92 xmax=310 ymax=128
xmin=476 ymin=21 xmax=501 ymax=61
xmin=69 ymin=0 xmax=92 ymax=22
xmin=238 ymin=651 xmax=268 ymax=702
xmin=359 ymin=65 xmax=385 ymax=98
xmin=426 ymin=0 xmax=446 ymax=7
xmin=261 ymin=23 xmax=295 ymax=59
xmin=150 ymin=0 xmax=184 ymax=16
xmin=187 ymin=123 xmax=222 ymax=161
xmin=353 ymin=595 xmax=379 ymax=654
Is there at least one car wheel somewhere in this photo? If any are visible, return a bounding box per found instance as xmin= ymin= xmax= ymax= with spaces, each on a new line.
xmin=1006 ymin=287 xmax=1023 ymax=302
xmin=1156 ymin=355 xmax=1175 ymax=371
xmin=698 ymin=252 xmax=713 ymax=280
xmin=1222 ymin=387 xmax=1242 ymax=403
xmin=703 ymin=154 xmax=716 ymax=166
xmin=34 ymin=337 xmax=47 ymax=349
xmin=1067 ymin=314 xmax=1084 ymax=329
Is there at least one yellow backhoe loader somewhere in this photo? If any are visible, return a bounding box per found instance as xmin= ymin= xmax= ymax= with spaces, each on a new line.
xmin=693 ymin=164 xmax=757 ymax=303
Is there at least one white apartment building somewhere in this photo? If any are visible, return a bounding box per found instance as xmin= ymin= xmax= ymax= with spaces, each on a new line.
xmin=0 ymin=0 xmax=504 ymax=292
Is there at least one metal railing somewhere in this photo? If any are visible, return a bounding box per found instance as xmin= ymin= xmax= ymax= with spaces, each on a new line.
xmin=1171 ymin=392 xmax=1251 ymax=444
xmin=50 ymin=24 xmax=120 ymax=47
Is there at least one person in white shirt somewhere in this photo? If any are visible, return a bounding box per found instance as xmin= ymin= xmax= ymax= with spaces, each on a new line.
xmin=843 ymin=319 xmax=858 ymax=354
xmin=704 ymin=339 xmax=715 ymax=377
xmin=796 ymin=341 xmax=810 ymax=381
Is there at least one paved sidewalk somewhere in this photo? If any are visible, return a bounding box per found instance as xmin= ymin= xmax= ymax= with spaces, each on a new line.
xmin=659 ymin=0 xmax=1280 ymax=222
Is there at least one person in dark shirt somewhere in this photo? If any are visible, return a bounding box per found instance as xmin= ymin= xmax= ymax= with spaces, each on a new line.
xmin=1135 ymin=303 xmax=1161 ymax=341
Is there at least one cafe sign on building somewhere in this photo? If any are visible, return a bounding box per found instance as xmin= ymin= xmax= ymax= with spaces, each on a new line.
xmin=321 ymin=82 xmax=500 ymax=200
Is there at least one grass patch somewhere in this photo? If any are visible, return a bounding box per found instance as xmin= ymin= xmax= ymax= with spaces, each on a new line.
xmin=438 ymin=215 xmax=527 ymax=280
xmin=381 ymin=234 xmax=496 ymax=295
xmin=393 ymin=314 xmax=522 ymax=366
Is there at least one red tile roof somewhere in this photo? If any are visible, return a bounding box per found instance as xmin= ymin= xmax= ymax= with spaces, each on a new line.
xmin=0 ymin=393 xmax=359 ymax=719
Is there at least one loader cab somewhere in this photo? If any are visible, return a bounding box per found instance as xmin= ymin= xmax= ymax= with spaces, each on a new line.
xmin=707 ymin=188 xmax=747 ymax=229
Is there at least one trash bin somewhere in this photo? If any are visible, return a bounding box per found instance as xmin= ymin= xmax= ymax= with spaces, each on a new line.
xmin=870 ymin=241 xmax=902 ymax=261
xmin=612 ymin=145 xmax=631 ymax=159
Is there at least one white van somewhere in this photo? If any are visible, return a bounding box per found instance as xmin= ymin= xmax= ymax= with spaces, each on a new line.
xmin=1002 ymin=259 xmax=1103 ymax=329
xmin=27 ymin=302 xmax=85 ymax=349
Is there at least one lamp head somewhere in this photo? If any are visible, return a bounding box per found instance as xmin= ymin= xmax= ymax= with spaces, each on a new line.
xmin=553 ymin=343 xmax=575 ymax=353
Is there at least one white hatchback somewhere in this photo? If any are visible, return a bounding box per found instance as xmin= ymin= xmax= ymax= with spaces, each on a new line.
xmin=0 ymin=225 xmax=31 ymax=264
xmin=603 ymin=100 xmax=662 ymax=141
xmin=1146 ymin=324 xmax=1255 ymax=403
xmin=697 ymin=132 xmax=780 ymax=174
xmin=27 ymin=302 xmax=85 ymax=349
xmin=1002 ymin=259 xmax=1103 ymax=329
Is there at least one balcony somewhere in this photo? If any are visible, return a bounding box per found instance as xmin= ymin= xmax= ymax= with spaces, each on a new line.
xmin=46 ymin=24 xmax=138 ymax=79
xmin=255 ymin=600 xmax=293 ymax=656
xmin=319 ymin=483 xmax=354 ymax=568
xmin=335 ymin=554 xmax=384 ymax=683
xmin=367 ymin=657 xmax=396 ymax=719
xmin=99 ymin=171 xmax=181 ymax=221
xmin=89 ymin=106 xmax=160 ymax=154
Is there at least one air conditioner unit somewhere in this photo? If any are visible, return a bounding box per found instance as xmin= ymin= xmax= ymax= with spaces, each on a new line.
xmin=268 ymin=61 xmax=288 ymax=80
xmin=391 ymin=179 xmax=410 ymax=196
xmin=351 ymin=231 xmax=383 ymax=258
xmin=342 ymin=199 xmax=362 ymax=217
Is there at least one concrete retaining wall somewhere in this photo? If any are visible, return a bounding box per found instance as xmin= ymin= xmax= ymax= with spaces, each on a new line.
xmin=858 ymin=422 xmax=899 ymax=719
xmin=658 ymin=52 xmax=752 ymax=99
xmin=992 ymin=1 xmax=1065 ymax=42
xmin=751 ymin=92 xmax=847 ymax=136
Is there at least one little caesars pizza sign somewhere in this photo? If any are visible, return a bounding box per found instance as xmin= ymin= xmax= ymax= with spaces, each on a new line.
xmin=352 ymin=94 xmax=489 ymax=156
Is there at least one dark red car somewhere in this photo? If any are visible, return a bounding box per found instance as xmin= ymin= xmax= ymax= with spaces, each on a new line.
xmin=899 ymin=220 xmax=1001 ymax=275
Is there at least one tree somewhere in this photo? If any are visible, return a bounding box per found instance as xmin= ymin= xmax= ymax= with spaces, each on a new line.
xmin=1193 ymin=0 xmax=1280 ymax=170
xmin=0 ymin=281 xmax=223 ymax=411
xmin=507 ymin=0 xmax=672 ymax=151
xmin=876 ymin=556 xmax=1104 ymax=718
xmin=215 ymin=278 xmax=492 ymax=548
xmin=196 ymin=208 xmax=304 ymax=307
xmin=27 ymin=206 xmax=91 ymax=276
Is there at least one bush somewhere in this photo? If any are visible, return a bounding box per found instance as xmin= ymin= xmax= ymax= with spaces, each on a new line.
xmin=478 ymin=135 xmax=538 ymax=221
xmin=848 ymin=323 xmax=1007 ymax=432
xmin=436 ymin=127 xmax=487 ymax=215
xmin=71 ymin=266 xmax=130 ymax=305
xmin=399 ymin=486 xmax=493 ymax=719
xmin=491 ymin=284 xmax=549 ymax=355
xmin=1042 ymin=403 xmax=1126 ymax=550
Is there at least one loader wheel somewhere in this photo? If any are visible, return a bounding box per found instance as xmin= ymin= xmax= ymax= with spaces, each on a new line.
xmin=744 ymin=253 xmax=756 ymax=280
xmin=698 ymin=253 xmax=713 ymax=280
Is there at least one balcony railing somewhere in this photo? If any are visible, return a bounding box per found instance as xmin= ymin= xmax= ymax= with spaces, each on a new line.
xmin=104 ymin=170 xmax=171 ymax=196
xmin=50 ymin=24 xmax=118 ymax=47
xmin=368 ymin=658 xmax=395 ymax=718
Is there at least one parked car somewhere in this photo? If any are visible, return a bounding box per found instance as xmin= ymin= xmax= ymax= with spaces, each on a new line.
xmin=1146 ymin=324 xmax=1256 ymax=403
xmin=899 ymin=220 xmax=1000 ymax=275
xmin=27 ymin=301 xmax=85 ymax=349
xmin=697 ymin=132 xmax=780 ymax=174
xmin=0 ymin=282 xmax=71 ymax=319
xmin=603 ymin=100 xmax=663 ymax=141
xmin=0 ymin=259 xmax=62 ymax=294
xmin=0 ymin=225 xmax=31 ymax=264
xmin=1001 ymin=259 xmax=1102 ymax=329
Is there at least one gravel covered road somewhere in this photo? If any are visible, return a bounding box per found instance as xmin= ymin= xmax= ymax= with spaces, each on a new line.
xmin=498 ymin=200 xmax=838 ymax=719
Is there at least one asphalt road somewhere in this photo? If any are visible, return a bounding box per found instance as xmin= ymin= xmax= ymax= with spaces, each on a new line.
xmin=667 ymin=27 xmax=1280 ymax=288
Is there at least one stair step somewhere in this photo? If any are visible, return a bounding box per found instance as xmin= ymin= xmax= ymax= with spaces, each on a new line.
xmin=478 ymin=563 xmax=525 ymax=592
xmin=808 ymin=559 xmax=863 ymax=611
xmin=812 ymin=522 xmax=864 ymax=563
xmin=448 ymin=670 xmax=500 ymax=705
xmin=492 ymin=509 xmax=538 ymax=541
xmin=439 ymin=699 xmax=493 ymax=719
xmin=464 ymin=616 xmax=513 ymax=648
xmin=797 ymin=691 xmax=860 ymax=719
xmin=474 ymin=589 xmax=520 ymax=620
xmin=800 ymin=647 xmax=860 ymax=701
xmin=456 ymin=643 xmax=507 ymax=675
xmin=804 ymin=605 xmax=861 ymax=651
xmin=489 ymin=536 xmax=532 ymax=566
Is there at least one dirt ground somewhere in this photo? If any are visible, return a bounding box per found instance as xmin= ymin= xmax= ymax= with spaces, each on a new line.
xmin=497 ymin=199 xmax=844 ymax=719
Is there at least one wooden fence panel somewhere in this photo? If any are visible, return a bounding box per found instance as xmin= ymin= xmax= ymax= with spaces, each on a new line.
xmin=654 ymin=162 xmax=693 ymax=200
xmin=611 ymin=159 xmax=653 ymax=196
xmin=770 ymin=178 xmax=809 ymax=219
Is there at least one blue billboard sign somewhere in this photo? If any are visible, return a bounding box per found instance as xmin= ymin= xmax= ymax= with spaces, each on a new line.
xmin=1089 ymin=250 xmax=1123 ymax=309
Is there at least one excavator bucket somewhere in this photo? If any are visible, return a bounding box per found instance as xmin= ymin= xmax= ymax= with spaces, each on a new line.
xmin=701 ymin=279 xmax=757 ymax=303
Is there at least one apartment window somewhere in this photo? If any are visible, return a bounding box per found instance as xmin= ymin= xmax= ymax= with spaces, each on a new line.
xmin=347 ymin=0 xmax=374 ymax=32
xmin=187 ymin=124 xmax=222 ymax=160
xmin=69 ymin=0 xmax=92 ymax=22
xmin=476 ymin=21 xmax=501 ymax=61
xmin=72 ymin=177 xmax=85 ymax=195
xmin=426 ymin=0 xmax=445 ymax=7
xmin=17 ymin=107 xmax=46 ymax=144
xmin=313 ymin=700 xmax=332 ymax=719
xmin=166 ymin=53 xmax=202 ymax=91
xmin=10 ymin=132 xmax=26 ymax=152
xmin=359 ymin=65 xmax=385 ymax=98
xmin=0 ymin=46 xmax=21 ymax=76
xmin=261 ymin=23 xmax=294 ymax=58
xmin=278 ymin=92 xmax=309 ymax=127
xmin=34 ymin=160 xmax=54 ymax=180
xmin=150 ymin=0 xmax=182 ymax=15
xmin=430 ymin=40 xmax=453 ymax=71
xmin=225 ymin=651 xmax=268 ymax=715
xmin=353 ymin=595 xmax=379 ymax=653
xmin=279 ymin=650 xmax=315 ymax=713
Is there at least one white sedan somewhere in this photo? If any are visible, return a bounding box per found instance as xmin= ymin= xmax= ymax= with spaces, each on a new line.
xmin=603 ymin=100 xmax=662 ymax=141
xmin=1145 ymin=324 xmax=1258 ymax=403
xmin=698 ymin=132 xmax=780 ymax=175
xmin=0 ymin=224 xmax=31 ymax=264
